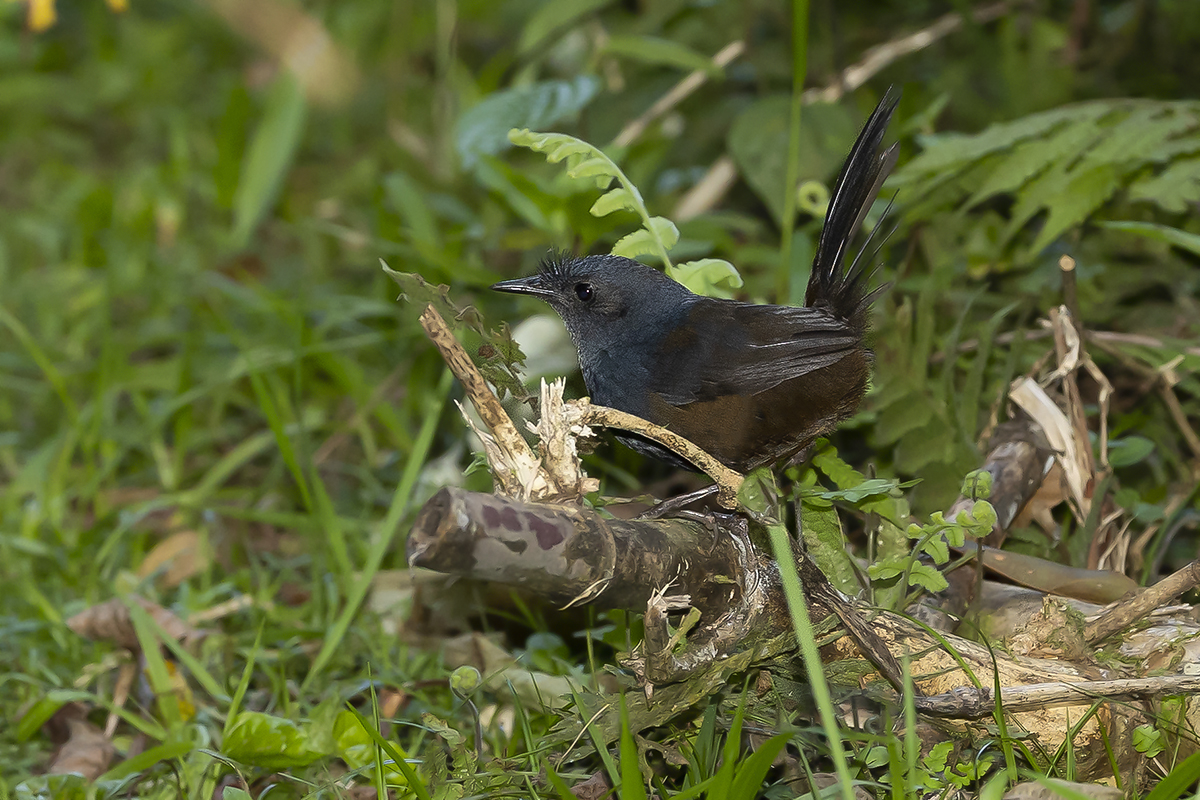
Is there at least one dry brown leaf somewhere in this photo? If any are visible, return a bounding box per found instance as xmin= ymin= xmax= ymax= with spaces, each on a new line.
xmin=47 ymin=717 xmax=114 ymax=780
xmin=1009 ymin=377 xmax=1092 ymax=520
xmin=67 ymin=596 xmax=197 ymax=650
xmin=569 ymin=772 xmax=613 ymax=800
xmin=138 ymin=527 xmax=211 ymax=588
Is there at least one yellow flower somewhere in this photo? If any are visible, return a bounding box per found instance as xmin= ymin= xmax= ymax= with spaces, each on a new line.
xmin=19 ymin=0 xmax=128 ymax=32
xmin=27 ymin=0 xmax=56 ymax=31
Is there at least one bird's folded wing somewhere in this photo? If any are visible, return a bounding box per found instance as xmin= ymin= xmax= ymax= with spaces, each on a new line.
xmin=650 ymin=300 xmax=859 ymax=404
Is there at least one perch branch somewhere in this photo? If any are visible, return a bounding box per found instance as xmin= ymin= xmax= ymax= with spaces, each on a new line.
xmin=582 ymin=405 xmax=744 ymax=509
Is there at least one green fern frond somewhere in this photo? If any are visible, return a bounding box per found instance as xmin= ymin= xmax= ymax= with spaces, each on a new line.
xmin=509 ymin=128 xmax=743 ymax=296
xmin=894 ymin=99 xmax=1200 ymax=259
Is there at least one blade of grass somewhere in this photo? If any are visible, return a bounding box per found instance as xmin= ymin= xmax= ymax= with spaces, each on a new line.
xmin=730 ymin=733 xmax=791 ymax=799
xmin=0 ymin=303 xmax=78 ymax=423
xmin=301 ymin=368 xmax=452 ymax=693
xmin=99 ymin=740 xmax=195 ymax=781
xmin=618 ymin=694 xmax=649 ymax=800
xmin=137 ymin=606 xmax=229 ymax=705
xmin=1146 ymin=750 xmax=1200 ymax=800
xmin=767 ymin=519 xmax=857 ymax=800
xmin=342 ymin=704 xmax=432 ymax=800
xmin=128 ymin=601 xmax=184 ymax=733
xmin=223 ymin=623 xmax=265 ymax=740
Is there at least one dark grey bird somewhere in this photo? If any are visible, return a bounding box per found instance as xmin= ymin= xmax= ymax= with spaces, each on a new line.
xmin=493 ymin=88 xmax=900 ymax=474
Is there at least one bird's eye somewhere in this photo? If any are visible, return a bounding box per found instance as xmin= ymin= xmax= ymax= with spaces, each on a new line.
xmin=574 ymin=283 xmax=593 ymax=303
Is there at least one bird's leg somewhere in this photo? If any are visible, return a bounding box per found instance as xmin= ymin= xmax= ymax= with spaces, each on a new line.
xmin=635 ymin=484 xmax=719 ymax=520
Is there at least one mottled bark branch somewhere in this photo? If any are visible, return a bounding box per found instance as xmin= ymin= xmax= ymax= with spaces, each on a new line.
xmin=409 ymin=487 xmax=772 ymax=620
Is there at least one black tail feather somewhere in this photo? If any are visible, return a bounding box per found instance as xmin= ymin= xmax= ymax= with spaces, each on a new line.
xmin=806 ymin=86 xmax=901 ymax=327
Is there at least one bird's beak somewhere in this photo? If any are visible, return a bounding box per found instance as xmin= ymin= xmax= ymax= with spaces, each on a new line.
xmin=490 ymin=274 xmax=556 ymax=299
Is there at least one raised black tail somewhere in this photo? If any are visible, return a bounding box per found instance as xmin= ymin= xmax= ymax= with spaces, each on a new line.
xmin=805 ymin=87 xmax=900 ymax=328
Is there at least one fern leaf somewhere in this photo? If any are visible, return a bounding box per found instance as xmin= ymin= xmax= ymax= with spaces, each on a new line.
xmin=508 ymin=129 xmax=596 ymax=163
xmin=966 ymin=118 xmax=1107 ymax=207
xmin=898 ymin=99 xmax=1200 ymax=259
xmin=1099 ymin=220 xmax=1200 ymax=257
xmin=667 ymin=258 xmax=743 ymax=297
xmin=590 ymin=187 xmax=639 ymax=217
xmin=567 ymin=156 xmax=618 ymax=186
xmin=1129 ymin=157 xmax=1200 ymax=212
xmin=612 ymin=217 xmax=679 ymax=259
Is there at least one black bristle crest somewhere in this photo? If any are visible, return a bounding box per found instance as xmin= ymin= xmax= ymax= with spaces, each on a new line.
xmin=538 ymin=250 xmax=573 ymax=278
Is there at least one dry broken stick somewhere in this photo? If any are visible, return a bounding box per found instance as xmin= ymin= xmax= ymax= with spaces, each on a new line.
xmin=408 ymin=487 xmax=901 ymax=693
xmin=409 ymin=485 xmax=1200 ymax=780
xmin=418 ymin=303 xmax=743 ymax=507
xmin=1084 ymin=558 xmax=1200 ymax=644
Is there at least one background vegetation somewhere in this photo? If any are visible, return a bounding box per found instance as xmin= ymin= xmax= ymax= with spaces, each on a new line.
xmin=2 ymin=0 xmax=1198 ymax=796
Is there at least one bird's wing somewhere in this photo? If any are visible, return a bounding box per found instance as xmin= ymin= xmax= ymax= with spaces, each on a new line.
xmin=649 ymin=299 xmax=860 ymax=405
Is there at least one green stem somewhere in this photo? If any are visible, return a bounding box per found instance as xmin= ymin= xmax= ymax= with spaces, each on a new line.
xmin=612 ymin=161 xmax=673 ymax=270
xmin=778 ymin=0 xmax=811 ymax=302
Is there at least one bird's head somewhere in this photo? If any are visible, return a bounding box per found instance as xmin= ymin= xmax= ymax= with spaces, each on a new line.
xmin=491 ymin=253 xmax=692 ymax=350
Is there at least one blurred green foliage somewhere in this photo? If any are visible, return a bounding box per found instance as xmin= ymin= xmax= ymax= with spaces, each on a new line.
xmin=2 ymin=0 xmax=1199 ymax=794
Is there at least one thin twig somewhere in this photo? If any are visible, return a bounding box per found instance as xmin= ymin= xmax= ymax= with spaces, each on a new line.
xmin=1084 ymin=558 xmax=1200 ymax=644
xmin=582 ymin=405 xmax=744 ymax=509
xmin=419 ymin=304 xmax=542 ymax=499
xmin=804 ymin=1 xmax=1015 ymax=104
xmin=613 ymin=40 xmax=746 ymax=149
xmin=917 ymin=674 xmax=1200 ymax=718
xmin=1060 ymin=255 xmax=1082 ymax=327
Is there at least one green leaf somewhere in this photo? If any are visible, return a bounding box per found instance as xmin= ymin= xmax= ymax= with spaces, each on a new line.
xmin=1107 ymin=435 xmax=1157 ymax=467
xmin=510 ymin=129 xmax=597 ymax=161
xmin=518 ymin=0 xmax=615 ymax=56
xmin=1133 ymin=724 xmax=1165 ymax=758
xmin=381 ymin=266 xmax=468 ymax=332
xmin=602 ymin=35 xmax=721 ymax=75
xmin=961 ymin=470 xmax=993 ymax=500
xmin=456 ymin=76 xmax=600 ymax=169
xmin=232 ymin=73 xmax=307 ymax=248
xmin=590 ymin=186 xmax=638 ymax=216
xmin=668 ymin=258 xmax=743 ymax=296
xmin=224 ymin=711 xmax=326 ymax=769
xmin=965 ymin=117 xmax=1107 ymax=208
xmin=611 ymin=216 xmax=678 ymax=259
xmin=1099 ymin=221 xmax=1200 ymax=257
xmin=906 ymin=562 xmax=950 ymax=593
xmin=898 ymin=104 xmax=1093 ymax=183
xmin=569 ymin=156 xmax=617 ymax=181
xmin=728 ymin=98 xmax=858 ymax=225
xmin=736 ymin=469 xmax=778 ymax=517
xmin=921 ymin=535 xmax=949 ymax=564
xmin=1128 ymin=157 xmax=1200 ymax=212
xmin=1021 ymin=162 xmax=1124 ymax=255
xmin=617 ymin=695 xmax=648 ymax=800
xmin=729 ymin=734 xmax=791 ymax=800
xmin=1145 ymin=750 xmax=1200 ymax=800
xmin=13 ymin=774 xmax=91 ymax=800
xmin=799 ymin=499 xmax=857 ymax=595
xmin=384 ymin=172 xmax=442 ymax=258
